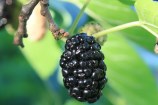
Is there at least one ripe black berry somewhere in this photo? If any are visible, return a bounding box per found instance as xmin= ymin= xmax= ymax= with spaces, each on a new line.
xmin=60 ymin=33 xmax=107 ymax=103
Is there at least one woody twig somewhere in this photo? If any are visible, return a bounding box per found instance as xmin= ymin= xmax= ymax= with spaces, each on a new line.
xmin=14 ymin=0 xmax=69 ymax=48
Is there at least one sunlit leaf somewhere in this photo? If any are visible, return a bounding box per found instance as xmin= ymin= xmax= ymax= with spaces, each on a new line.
xmin=102 ymin=33 xmax=158 ymax=105
xmin=68 ymin=0 xmax=155 ymax=51
xmin=21 ymin=31 xmax=61 ymax=80
xmin=68 ymin=0 xmax=137 ymax=25
xmin=0 ymin=29 xmax=60 ymax=105
xmin=135 ymin=0 xmax=158 ymax=37
xmin=121 ymin=26 xmax=155 ymax=51
xmin=18 ymin=0 xmax=28 ymax=4
xmin=118 ymin=0 xmax=135 ymax=5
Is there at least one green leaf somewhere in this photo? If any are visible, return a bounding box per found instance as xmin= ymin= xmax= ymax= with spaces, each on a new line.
xmin=49 ymin=8 xmax=72 ymax=28
xmin=21 ymin=31 xmax=61 ymax=80
xmin=121 ymin=26 xmax=155 ymax=51
xmin=18 ymin=0 xmax=28 ymax=4
xmin=68 ymin=0 xmax=157 ymax=51
xmin=49 ymin=0 xmax=72 ymax=28
xmin=0 ymin=29 xmax=60 ymax=105
xmin=68 ymin=0 xmax=138 ymax=25
xmin=135 ymin=0 xmax=158 ymax=37
xmin=64 ymin=99 xmax=85 ymax=105
xmin=102 ymin=33 xmax=158 ymax=105
xmin=118 ymin=0 xmax=135 ymax=5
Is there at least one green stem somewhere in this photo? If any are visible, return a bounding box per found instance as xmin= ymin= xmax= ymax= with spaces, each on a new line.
xmin=141 ymin=25 xmax=158 ymax=37
xmin=94 ymin=21 xmax=142 ymax=38
xmin=143 ymin=22 xmax=158 ymax=29
xmin=69 ymin=0 xmax=91 ymax=35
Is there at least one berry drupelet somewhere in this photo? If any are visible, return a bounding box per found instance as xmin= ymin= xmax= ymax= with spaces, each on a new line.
xmin=60 ymin=33 xmax=107 ymax=103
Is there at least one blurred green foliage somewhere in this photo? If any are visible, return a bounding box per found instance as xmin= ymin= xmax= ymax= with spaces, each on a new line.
xmin=0 ymin=29 xmax=60 ymax=105
xmin=135 ymin=0 xmax=158 ymax=38
xmin=118 ymin=0 xmax=135 ymax=5
xmin=0 ymin=0 xmax=158 ymax=105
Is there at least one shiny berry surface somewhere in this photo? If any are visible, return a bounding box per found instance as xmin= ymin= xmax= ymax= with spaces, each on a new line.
xmin=60 ymin=33 xmax=107 ymax=103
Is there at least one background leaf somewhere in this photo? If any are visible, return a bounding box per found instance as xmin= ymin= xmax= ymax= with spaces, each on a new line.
xmin=0 ymin=29 xmax=61 ymax=105
xmin=49 ymin=0 xmax=72 ymax=28
xmin=1 ymin=0 xmax=158 ymax=105
xmin=135 ymin=0 xmax=158 ymax=37
xmin=21 ymin=31 xmax=62 ymax=80
xmin=102 ymin=33 xmax=158 ymax=105
xmin=68 ymin=0 xmax=138 ymax=25
xmin=68 ymin=0 xmax=155 ymax=51
xmin=118 ymin=0 xmax=136 ymax=5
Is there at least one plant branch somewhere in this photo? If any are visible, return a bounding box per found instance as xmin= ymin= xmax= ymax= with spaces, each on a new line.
xmin=69 ymin=0 xmax=91 ymax=35
xmin=6 ymin=0 xmax=12 ymax=5
xmin=14 ymin=0 xmax=69 ymax=47
xmin=94 ymin=21 xmax=142 ymax=38
xmin=93 ymin=21 xmax=158 ymax=53
xmin=14 ymin=0 xmax=39 ymax=47
xmin=40 ymin=0 xmax=69 ymax=39
xmin=0 ymin=0 xmax=7 ymax=27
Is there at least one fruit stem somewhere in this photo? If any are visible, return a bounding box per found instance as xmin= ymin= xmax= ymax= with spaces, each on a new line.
xmin=94 ymin=21 xmax=142 ymax=38
xmin=69 ymin=0 xmax=91 ymax=35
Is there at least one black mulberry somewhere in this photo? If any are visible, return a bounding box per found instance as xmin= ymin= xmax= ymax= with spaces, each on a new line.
xmin=60 ymin=33 xmax=107 ymax=103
